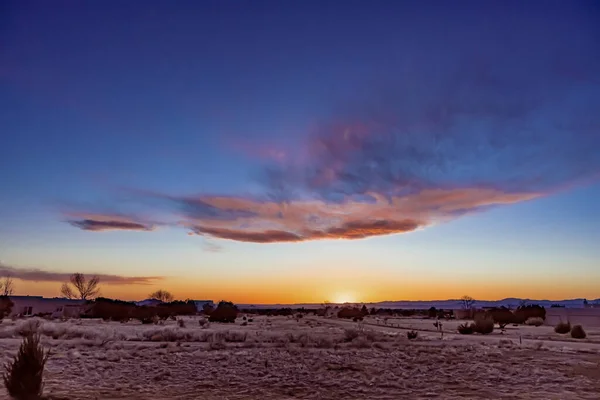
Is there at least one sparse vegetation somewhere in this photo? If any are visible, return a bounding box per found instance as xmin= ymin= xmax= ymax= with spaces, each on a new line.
xmin=554 ymin=321 xmax=571 ymax=334
xmin=177 ymin=319 xmax=186 ymax=328
xmin=570 ymin=325 xmax=586 ymax=339
xmin=3 ymin=332 xmax=51 ymax=400
xmin=407 ymin=330 xmax=418 ymax=340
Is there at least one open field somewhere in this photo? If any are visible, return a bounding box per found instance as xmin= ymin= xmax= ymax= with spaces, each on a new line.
xmin=1 ymin=316 xmax=600 ymax=399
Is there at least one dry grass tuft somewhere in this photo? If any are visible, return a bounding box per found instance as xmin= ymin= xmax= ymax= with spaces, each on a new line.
xmin=525 ymin=317 xmax=544 ymax=327
xmin=406 ymin=330 xmax=418 ymax=340
xmin=3 ymin=332 xmax=51 ymax=400
xmin=554 ymin=321 xmax=571 ymax=334
xmin=570 ymin=325 xmax=586 ymax=339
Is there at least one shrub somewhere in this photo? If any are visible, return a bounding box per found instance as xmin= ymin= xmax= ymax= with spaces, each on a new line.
xmin=427 ymin=307 xmax=437 ymax=319
xmin=3 ymin=333 xmax=50 ymax=400
xmin=0 ymin=297 xmax=14 ymax=319
xmin=525 ymin=317 xmax=544 ymax=327
xmin=554 ymin=321 xmax=571 ymax=334
xmin=473 ymin=317 xmax=494 ymax=334
xmin=570 ymin=325 xmax=586 ymax=339
xmin=457 ymin=323 xmax=474 ymax=334
xmin=198 ymin=318 xmax=207 ymax=327
xmin=209 ymin=301 xmax=238 ymax=323
xmin=407 ymin=330 xmax=418 ymax=340
xmin=337 ymin=307 xmax=363 ymax=319
xmin=177 ymin=319 xmax=185 ymax=328
xmin=350 ymin=336 xmax=371 ymax=348
xmin=344 ymin=328 xmax=360 ymax=342
xmin=488 ymin=307 xmax=516 ymax=328
xmin=514 ymin=305 xmax=546 ymax=324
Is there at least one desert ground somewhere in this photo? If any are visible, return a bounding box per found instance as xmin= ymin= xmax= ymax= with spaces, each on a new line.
xmin=1 ymin=315 xmax=599 ymax=400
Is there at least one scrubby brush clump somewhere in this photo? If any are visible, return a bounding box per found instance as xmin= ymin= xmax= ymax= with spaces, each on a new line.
xmin=3 ymin=332 xmax=51 ymax=400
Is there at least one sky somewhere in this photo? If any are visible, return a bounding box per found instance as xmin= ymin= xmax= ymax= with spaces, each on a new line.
xmin=1 ymin=0 xmax=599 ymax=304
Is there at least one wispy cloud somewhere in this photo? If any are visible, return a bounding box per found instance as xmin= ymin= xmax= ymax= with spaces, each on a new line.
xmin=0 ymin=264 xmax=162 ymax=285
xmin=66 ymin=213 xmax=155 ymax=232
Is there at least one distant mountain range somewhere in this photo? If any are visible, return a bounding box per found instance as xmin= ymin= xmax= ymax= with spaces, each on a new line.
xmin=238 ymin=298 xmax=600 ymax=310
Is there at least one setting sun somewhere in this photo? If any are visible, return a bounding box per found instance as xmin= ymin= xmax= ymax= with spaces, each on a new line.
xmin=333 ymin=293 xmax=357 ymax=304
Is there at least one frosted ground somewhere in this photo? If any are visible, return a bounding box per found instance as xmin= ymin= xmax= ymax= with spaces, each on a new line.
xmin=1 ymin=316 xmax=599 ymax=399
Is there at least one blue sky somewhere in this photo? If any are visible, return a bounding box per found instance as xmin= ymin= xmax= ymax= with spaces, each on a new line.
xmin=1 ymin=0 xmax=599 ymax=302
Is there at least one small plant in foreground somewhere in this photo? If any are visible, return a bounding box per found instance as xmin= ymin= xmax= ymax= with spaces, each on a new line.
xmin=457 ymin=323 xmax=474 ymax=334
xmin=407 ymin=330 xmax=418 ymax=340
xmin=570 ymin=325 xmax=586 ymax=339
xmin=3 ymin=333 xmax=50 ymax=400
xmin=554 ymin=321 xmax=571 ymax=334
xmin=525 ymin=317 xmax=544 ymax=327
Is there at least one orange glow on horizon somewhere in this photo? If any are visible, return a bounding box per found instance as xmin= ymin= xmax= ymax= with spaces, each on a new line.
xmin=10 ymin=276 xmax=600 ymax=304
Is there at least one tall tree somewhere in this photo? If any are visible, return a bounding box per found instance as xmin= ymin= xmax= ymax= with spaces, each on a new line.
xmin=148 ymin=289 xmax=174 ymax=302
xmin=460 ymin=295 xmax=476 ymax=309
xmin=0 ymin=275 xmax=14 ymax=296
xmin=61 ymin=273 xmax=100 ymax=300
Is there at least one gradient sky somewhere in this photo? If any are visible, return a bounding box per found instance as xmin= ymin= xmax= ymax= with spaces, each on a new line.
xmin=1 ymin=0 xmax=599 ymax=303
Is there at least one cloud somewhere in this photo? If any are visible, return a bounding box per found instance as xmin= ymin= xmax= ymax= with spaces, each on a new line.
xmin=63 ymin=28 xmax=599 ymax=244
xmin=67 ymin=213 xmax=155 ymax=232
xmin=0 ymin=264 xmax=162 ymax=285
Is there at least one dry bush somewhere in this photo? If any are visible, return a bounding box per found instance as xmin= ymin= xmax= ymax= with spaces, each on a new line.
xmin=406 ymin=330 xmax=418 ymax=340
xmin=457 ymin=323 xmax=474 ymax=334
xmin=525 ymin=317 xmax=544 ymax=327
xmin=177 ymin=319 xmax=185 ymax=328
xmin=350 ymin=336 xmax=371 ymax=348
xmin=570 ymin=325 xmax=586 ymax=339
xmin=17 ymin=319 xmax=42 ymax=336
xmin=224 ymin=331 xmax=247 ymax=342
xmin=208 ymin=333 xmax=226 ymax=350
xmin=554 ymin=321 xmax=571 ymax=334
xmin=344 ymin=328 xmax=360 ymax=342
xmin=314 ymin=336 xmax=334 ymax=348
xmin=473 ymin=317 xmax=494 ymax=334
xmin=198 ymin=318 xmax=208 ymax=327
xmin=3 ymin=333 xmax=50 ymax=400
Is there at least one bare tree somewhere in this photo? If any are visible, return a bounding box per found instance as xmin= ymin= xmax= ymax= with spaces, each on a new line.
xmin=460 ymin=295 xmax=475 ymax=309
xmin=148 ymin=289 xmax=174 ymax=303
xmin=60 ymin=273 xmax=100 ymax=300
xmin=0 ymin=275 xmax=14 ymax=296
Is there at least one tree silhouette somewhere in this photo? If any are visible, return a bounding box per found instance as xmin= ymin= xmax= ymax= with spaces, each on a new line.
xmin=0 ymin=275 xmax=14 ymax=296
xmin=460 ymin=295 xmax=475 ymax=309
xmin=60 ymin=273 xmax=100 ymax=300
xmin=148 ymin=289 xmax=174 ymax=302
